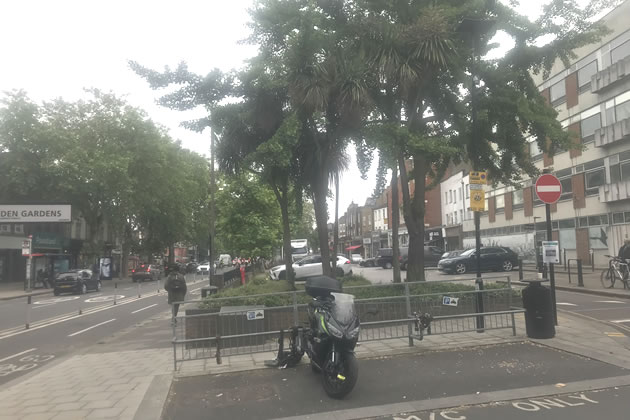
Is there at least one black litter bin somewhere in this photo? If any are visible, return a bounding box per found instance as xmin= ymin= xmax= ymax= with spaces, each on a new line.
xmin=522 ymin=279 xmax=555 ymax=339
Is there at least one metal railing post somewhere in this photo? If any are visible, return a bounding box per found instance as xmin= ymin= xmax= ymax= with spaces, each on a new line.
xmin=507 ymin=276 xmax=516 ymax=336
xmin=137 ymin=282 xmax=141 ymax=298
xmin=567 ymin=260 xmax=572 ymax=284
xmin=404 ymin=283 xmax=413 ymax=347
xmin=26 ymin=295 xmax=31 ymax=329
xmin=172 ymin=311 xmax=177 ymax=371
xmin=563 ymin=248 xmax=567 ymax=270
xmin=518 ymin=260 xmax=523 ymax=281
xmin=577 ymin=259 xmax=584 ymax=287
xmin=590 ymin=249 xmax=595 ymax=272
xmin=113 ymin=282 xmax=117 ymax=305
xmin=292 ymin=292 xmax=298 ymax=327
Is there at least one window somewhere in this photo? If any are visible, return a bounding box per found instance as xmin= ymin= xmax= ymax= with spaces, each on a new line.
xmin=454 ymin=212 xmax=458 ymax=224
xmin=512 ymin=190 xmax=524 ymax=209
xmin=626 ymin=212 xmax=630 ymax=223
xmin=616 ymin=100 xmax=630 ymax=122
xmin=613 ymin=212 xmax=625 ymax=224
xmin=445 ymin=192 xmax=448 ymax=204
xmin=465 ymin=184 xmax=470 ymax=198
xmin=580 ymin=113 xmax=601 ymax=143
xmin=449 ymin=190 xmax=453 ymax=203
xmin=529 ymin=141 xmax=543 ymax=161
xmin=579 ymin=217 xmax=588 ymax=227
xmin=0 ymin=225 xmax=9 ymax=233
xmin=577 ymin=60 xmax=598 ymax=93
xmin=611 ymin=40 xmax=630 ymax=64
xmin=453 ymin=189 xmax=457 ymax=203
xmin=588 ymin=215 xmax=608 ymax=226
xmin=460 ymin=210 xmax=463 ymax=222
xmin=459 ymin=188 xmax=462 ymax=201
xmin=585 ymin=168 xmax=605 ymax=195
xmin=14 ymin=224 xmax=23 ymax=234
xmin=610 ymin=159 xmax=630 ymax=184
xmin=559 ymin=219 xmax=576 ymax=229
xmin=559 ymin=177 xmax=572 ymax=201
xmin=495 ymin=194 xmax=505 ymax=210
xmin=550 ymin=80 xmax=566 ymax=106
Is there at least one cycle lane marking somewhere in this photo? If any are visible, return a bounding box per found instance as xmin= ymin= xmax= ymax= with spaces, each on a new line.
xmin=0 ymin=348 xmax=36 ymax=363
xmin=68 ymin=319 xmax=116 ymax=337
xmin=131 ymin=304 xmax=158 ymax=314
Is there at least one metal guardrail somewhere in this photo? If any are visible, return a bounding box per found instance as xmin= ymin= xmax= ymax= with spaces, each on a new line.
xmin=171 ymin=276 xmax=523 ymax=370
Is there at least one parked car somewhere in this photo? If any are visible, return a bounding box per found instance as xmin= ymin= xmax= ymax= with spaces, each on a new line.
xmin=441 ymin=250 xmax=466 ymax=260
xmin=401 ymin=246 xmax=444 ymax=270
xmin=269 ymin=255 xmax=352 ymax=281
xmin=54 ymin=269 xmax=100 ymax=296
xmin=196 ymin=261 xmax=211 ymax=273
xmin=351 ymin=254 xmax=363 ymax=263
xmin=438 ymin=246 xmax=519 ymax=274
xmin=131 ymin=264 xmax=161 ymax=282
xmin=186 ymin=262 xmax=199 ymax=273
xmin=376 ymin=247 xmax=406 ymax=269
xmin=360 ymin=257 xmax=376 ymax=267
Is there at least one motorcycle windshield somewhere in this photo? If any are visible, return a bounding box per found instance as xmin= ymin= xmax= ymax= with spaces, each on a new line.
xmin=330 ymin=293 xmax=357 ymax=327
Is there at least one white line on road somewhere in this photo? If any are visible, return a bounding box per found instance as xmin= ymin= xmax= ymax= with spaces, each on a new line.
xmin=131 ymin=304 xmax=158 ymax=314
xmin=68 ymin=319 xmax=116 ymax=337
xmin=611 ymin=319 xmax=630 ymax=324
xmin=595 ymin=300 xmax=626 ymax=304
xmin=123 ymin=287 xmax=132 ymax=290
xmin=0 ymin=348 xmax=36 ymax=363
xmin=556 ymin=302 xmax=578 ymax=306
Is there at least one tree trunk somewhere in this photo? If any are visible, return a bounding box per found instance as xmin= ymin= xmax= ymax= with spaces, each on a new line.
xmin=313 ymin=172 xmax=332 ymax=277
xmin=273 ymin=181 xmax=296 ymax=289
xmin=399 ymin=154 xmax=427 ymax=281
xmin=331 ymin=174 xmax=340 ymax=277
xmin=168 ymin=244 xmax=175 ymax=264
xmin=391 ymin=166 xmax=401 ymax=283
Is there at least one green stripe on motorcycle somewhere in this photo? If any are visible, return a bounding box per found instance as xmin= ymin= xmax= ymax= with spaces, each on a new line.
xmin=320 ymin=314 xmax=329 ymax=334
xmin=337 ymin=374 xmax=346 ymax=381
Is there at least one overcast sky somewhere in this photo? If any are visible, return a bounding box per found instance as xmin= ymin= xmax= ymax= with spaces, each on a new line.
xmin=0 ymin=0 xmax=589 ymax=221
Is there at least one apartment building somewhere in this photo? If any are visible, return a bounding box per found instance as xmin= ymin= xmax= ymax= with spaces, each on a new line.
xmin=462 ymin=1 xmax=630 ymax=266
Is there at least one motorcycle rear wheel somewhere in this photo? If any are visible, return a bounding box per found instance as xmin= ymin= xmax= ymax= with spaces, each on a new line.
xmin=322 ymin=353 xmax=358 ymax=399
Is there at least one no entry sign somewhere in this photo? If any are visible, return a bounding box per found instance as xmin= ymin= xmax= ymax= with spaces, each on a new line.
xmin=535 ymin=174 xmax=562 ymax=204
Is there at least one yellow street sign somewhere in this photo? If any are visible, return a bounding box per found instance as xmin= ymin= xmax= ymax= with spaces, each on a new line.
xmin=470 ymin=171 xmax=488 ymax=185
xmin=470 ymin=189 xmax=485 ymax=212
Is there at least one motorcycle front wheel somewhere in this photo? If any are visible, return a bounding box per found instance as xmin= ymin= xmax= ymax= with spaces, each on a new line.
xmin=322 ymin=352 xmax=358 ymax=399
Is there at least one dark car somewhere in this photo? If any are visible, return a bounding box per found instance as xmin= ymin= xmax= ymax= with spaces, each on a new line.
xmin=438 ymin=246 xmax=519 ymax=275
xmin=360 ymin=257 xmax=377 ymax=267
xmin=401 ymin=246 xmax=444 ymax=270
xmin=376 ymin=247 xmax=406 ymax=269
xmin=132 ymin=264 xmax=161 ymax=282
xmin=186 ymin=262 xmax=198 ymax=273
xmin=54 ymin=269 xmax=100 ymax=296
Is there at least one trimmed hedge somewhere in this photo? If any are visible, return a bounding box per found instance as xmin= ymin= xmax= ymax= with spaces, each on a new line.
xmin=199 ymin=275 xmax=520 ymax=309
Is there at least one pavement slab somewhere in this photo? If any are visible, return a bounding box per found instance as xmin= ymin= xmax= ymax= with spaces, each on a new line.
xmin=162 ymin=341 xmax=628 ymax=420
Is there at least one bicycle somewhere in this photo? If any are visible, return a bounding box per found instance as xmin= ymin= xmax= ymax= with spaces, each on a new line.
xmin=600 ymin=255 xmax=629 ymax=289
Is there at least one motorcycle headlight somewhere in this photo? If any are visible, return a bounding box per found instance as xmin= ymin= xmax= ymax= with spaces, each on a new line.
xmin=347 ymin=326 xmax=360 ymax=338
xmin=326 ymin=322 xmax=344 ymax=338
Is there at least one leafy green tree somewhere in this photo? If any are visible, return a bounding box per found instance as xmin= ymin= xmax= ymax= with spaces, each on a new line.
xmin=354 ymin=0 xmax=616 ymax=280
xmin=215 ymin=173 xmax=281 ymax=258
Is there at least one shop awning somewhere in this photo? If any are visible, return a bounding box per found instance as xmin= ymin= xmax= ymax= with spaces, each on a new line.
xmin=345 ymin=245 xmax=362 ymax=251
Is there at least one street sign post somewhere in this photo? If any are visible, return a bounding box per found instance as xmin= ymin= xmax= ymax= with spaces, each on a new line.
xmin=535 ymin=173 xmax=562 ymax=326
xmin=469 ymin=171 xmax=487 ymax=332
xmin=535 ymin=174 xmax=562 ymax=204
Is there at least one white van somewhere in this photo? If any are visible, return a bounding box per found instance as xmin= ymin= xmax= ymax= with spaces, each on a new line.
xmin=217 ymin=254 xmax=232 ymax=267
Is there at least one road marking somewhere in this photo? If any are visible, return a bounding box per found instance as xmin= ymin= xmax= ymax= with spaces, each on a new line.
xmin=123 ymin=287 xmax=132 ymax=290
xmin=131 ymin=304 xmax=158 ymax=314
xmin=68 ymin=319 xmax=116 ymax=337
xmin=595 ymin=300 xmax=626 ymax=304
xmin=84 ymin=295 xmax=125 ymax=303
xmin=0 ymin=348 xmax=36 ymax=363
xmin=0 ymin=276 xmax=205 ymax=340
xmin=556 ymin=302 xmax=577 ymax=306
xmin=605 ymin=332 xmax=626 ymax=337
xmin=34 ymin=296 xmax=80 ymax=305
xmin=611 ymin=319 xmax=630 ymax=324
xmin=89 ymin=293 xmax=103 ymax=298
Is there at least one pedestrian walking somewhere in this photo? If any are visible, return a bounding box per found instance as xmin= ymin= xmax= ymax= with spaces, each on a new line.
xmin=164 ymin=263 xmax=187 ymax=323
xmin=37 ymin=269 xmax=50 ymax=289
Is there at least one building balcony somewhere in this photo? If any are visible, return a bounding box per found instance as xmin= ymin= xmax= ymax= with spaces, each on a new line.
xmin=591 ymin=55 xmax=630 ymax=93
xmin=599 ymin=180 xmax=630 ymax=203
xmin=594 ymin=117 xmax=630 ymax=147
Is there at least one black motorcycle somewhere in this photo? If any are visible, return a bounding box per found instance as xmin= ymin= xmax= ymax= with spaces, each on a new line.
xmin=266 ymin=276 xmax=360 ymax=399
